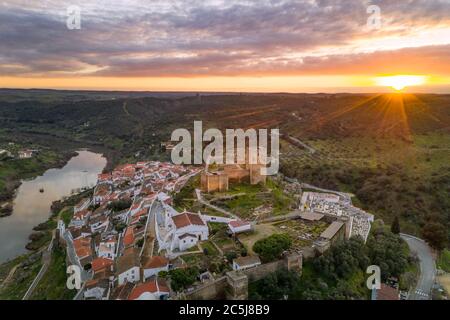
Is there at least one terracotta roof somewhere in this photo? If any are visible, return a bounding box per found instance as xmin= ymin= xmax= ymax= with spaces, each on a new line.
xmin=134 ymin=208 xmax=148 ymax=218
xmin=76 ymin=247 xmax=92 ymax=259
xmin=73 ymin=237 xmax=92 ymax=258
xmin=128 ymin=279 xmax=169 ymax=300
xmin=68 ymin=226 xmax=82 ymax=239
xmin=234 ymin=255 xmax=261 ymax=267
xmin=116 ymin=248 xmax=140 ymax=275
xmin=377 ymin=284 xmax=399 ymax=300
xmin=229 ymin=220 xmax=251 ymax=228
xmin=73 ymin=237 xmax=90 ymax=248
xmin=85 ymin=278 xmax=109 ymax=290
xmin=73 ymin=209 xmax=90 ymax=220
xmin=98 ymin=173 xmax=111 ymax=180
xmin=111 ymin=282 xmax=134 ymax=300
xmin=143 ymin=256 xmax=169 ymax=269
xmin=92 ymin=257 xmax=113 ymax=273
xmin=94 ymin=267 xmax=114 ymax=280
xmin=172 ymin=212 xmax=205 ymax=229
xmin=123 ymin=227 xmax=135 ymax=246
xmin=130 ymin=203 xmax=141 ymax=211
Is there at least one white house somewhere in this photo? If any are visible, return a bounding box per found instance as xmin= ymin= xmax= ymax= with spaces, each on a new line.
xmin=98 ymin=239 xmax=117 ymax=260
xmin=70 ymin=209 xmax=91 ymax=227
xmin=228 ymin=220 xmax=253 ymax=234
xmin=143 ymin=256 xmax=169 ymax=280
xmin=128 ymin=278 xmax=170 ymax=300
xmin=18 ymin=150 xmax=33 ymax=159
xmin=177 ymin=233 xmax=199 ymax=251
xmin=116 ymin=249 xmax=140 ymax=286
xmin=89 ymin=215 xmax=110 ymax=233
xmin=155 ymin=201 xmax=209 ymax=253
xmin=170 ymin=212 xmax=208 ymax=252
xmin=84 ymin=279 xmax=110 ymax=300
xmin=232 ymin=256 xmax=261 ymax=271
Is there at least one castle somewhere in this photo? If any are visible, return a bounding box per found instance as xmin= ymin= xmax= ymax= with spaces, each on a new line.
xmin=201 ymin=163 xmax=267 ymax=193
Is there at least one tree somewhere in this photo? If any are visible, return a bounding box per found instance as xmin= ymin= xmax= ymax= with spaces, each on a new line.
xmin=249 ymin=270 xmax=301 ymax=300
xmin=253 ymin=234 xmax=292 ymax=262
xmin=422 ymin=222 xmax=447 ymax=251
xmin=391 ymin=216 xmax=400 ymax=234
xmin=314 ymin=237 xmax=369 ymax=280
xmin=225 ymin=251 xmax=238 ymax=262
xmin=366 ymin=226 xmax=408 ymax=279
xmin=169 ymin=267 xmax=199 ymax=292
xmin=107 ymin=199 xmax=132 ymax=212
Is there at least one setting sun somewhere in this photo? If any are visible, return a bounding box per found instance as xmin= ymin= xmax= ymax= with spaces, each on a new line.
xmin=374 ymin=75 xmax=427 ymax=91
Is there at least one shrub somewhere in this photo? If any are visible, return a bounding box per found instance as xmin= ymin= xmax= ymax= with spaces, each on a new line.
xmin=225 ymin=251 xmax=238 ymax=262
xmin=253 ymin=233 xmax=291 ymax=262
xmin=169 ymin=267 xmax=199 ymax=292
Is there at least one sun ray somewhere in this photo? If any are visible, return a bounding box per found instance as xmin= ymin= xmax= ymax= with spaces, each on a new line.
xmin=309 ymin=94 xmax=382 ymax=132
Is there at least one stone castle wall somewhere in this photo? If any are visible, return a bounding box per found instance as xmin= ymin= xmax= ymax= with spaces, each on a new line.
xmin=184 ymin=253 xmax=302 ymax=300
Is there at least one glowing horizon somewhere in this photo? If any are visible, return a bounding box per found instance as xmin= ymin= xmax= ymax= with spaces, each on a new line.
xmin=0 ymin=75 xmax=448 ymax=93
xmin=374 ymin=75 xmax=428 ymax=91
xmin=1 ymin=1 xmax=450 ymax=93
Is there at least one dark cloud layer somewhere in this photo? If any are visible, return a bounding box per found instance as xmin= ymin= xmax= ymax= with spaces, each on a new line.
xmin=1 ymin=0 xmax=450 ymax=77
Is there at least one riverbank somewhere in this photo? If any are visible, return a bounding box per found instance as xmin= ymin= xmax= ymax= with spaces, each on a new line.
xmin=0 ymin=188 xmax=91 ymax=299
xmin=0 ymin=148 xmax=77 ymax=217
xmin=0 ymin=150 xmax=106 ymax=263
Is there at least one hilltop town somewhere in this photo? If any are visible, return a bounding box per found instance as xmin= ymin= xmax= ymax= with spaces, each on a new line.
xmin=56 ymin=159 xmax=375 ymax=300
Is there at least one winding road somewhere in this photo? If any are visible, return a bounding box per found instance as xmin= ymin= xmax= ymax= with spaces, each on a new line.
xmin=400 ymin=234 xmax=436 ymax=300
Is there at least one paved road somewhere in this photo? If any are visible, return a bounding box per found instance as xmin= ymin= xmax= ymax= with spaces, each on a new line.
xmin=400 ymin=234 xmax=436 ymax=300
xmin=140 ymin=202 xmax=157 ymax=258
xmin=63 ymin=231 xmax=92 ymax=282
xmin=282 ymin=134 xmax=317 ymax=154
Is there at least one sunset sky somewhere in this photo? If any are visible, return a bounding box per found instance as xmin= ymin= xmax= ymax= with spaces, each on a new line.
xmin=1 ymin=0 xmax=450 ymax=92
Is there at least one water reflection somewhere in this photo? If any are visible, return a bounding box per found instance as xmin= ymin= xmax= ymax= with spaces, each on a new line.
xmin=0 ymin=150 xmax=106 ymax=263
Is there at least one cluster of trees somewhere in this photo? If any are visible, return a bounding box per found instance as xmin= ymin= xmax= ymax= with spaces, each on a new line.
xmin=253 ymin=234 xmax=292 ymax=262
xmin=315 ymin=226 xmax=410 ymax=283
xmin=314 ymin=237 xmax=369 ymax=281
xmin=250 ymin=227 xmax=412 ymax=300
xmin=249 ymin=270 xmax=301 ymax=300
xmin=166 ymin=267 xmax=199 ymax=292
xmin=107 ymin=199 xmax=132 ymax=212
xmin=422 ymin=222 xmax=448 ymax=251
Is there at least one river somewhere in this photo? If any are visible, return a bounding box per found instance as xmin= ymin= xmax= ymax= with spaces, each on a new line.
xmin=0 ymin=150 xmax=106 ymax=263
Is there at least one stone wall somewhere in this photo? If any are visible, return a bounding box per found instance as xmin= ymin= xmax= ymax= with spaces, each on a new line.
xmin=184 ymin=253 xmax=302 ymax=300
xmin=185 ymin=276 xmax=228 ymax=300
xmin=223 ymin=166 xmax=249 ymax=183
xmin=201 ymin=172 xmax=228 ymax=193
xmin=241 ymin=260 xmax=284 ymax=282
